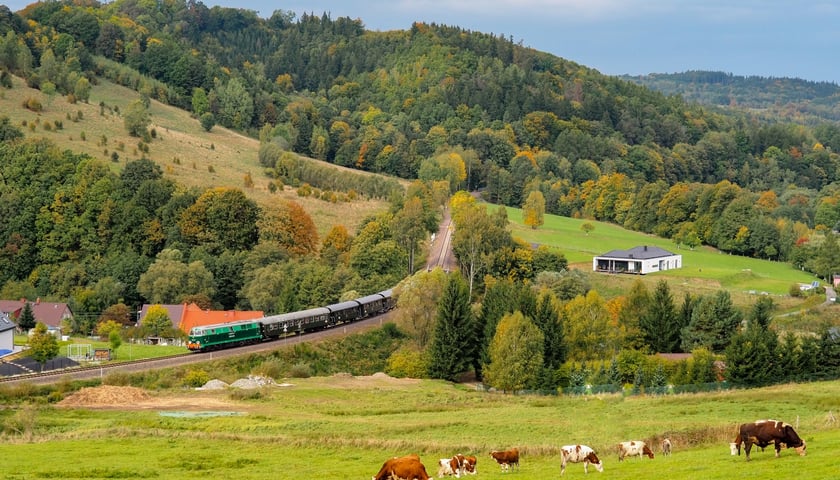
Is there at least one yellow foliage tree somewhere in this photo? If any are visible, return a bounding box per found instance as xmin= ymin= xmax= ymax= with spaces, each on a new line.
xmin=522 ymin=190 xmax=545 ymax=229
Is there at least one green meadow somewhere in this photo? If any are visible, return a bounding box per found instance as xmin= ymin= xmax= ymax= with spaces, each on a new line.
xmin=505 ymin=207 xmax=819 ymax=296
xmin=1 ymin=376 xmax=838 ymax=479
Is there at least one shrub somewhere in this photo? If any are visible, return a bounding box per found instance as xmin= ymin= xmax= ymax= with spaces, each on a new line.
xmin=253 ymin=359 xmax=285 ymax=379
xmin=228 ymin=389 xmax=263 ymax=401
xmin=23 ymin=97 xmax=42 ymax=112
xmin=183 ymin=369 xmax=210 ymax=388
xmin=288 ymin=363 xmax=311 ymax=378
xmin=386 ymin=347 xmax=429 ymax=378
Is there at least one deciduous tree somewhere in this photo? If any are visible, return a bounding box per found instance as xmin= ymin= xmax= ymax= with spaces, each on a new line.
xmin=562 ymin=290 xmax=620 ymax=361
xmin=29 ymin=322 xmax=59 ymax=371
xmin=395 ymin=268 xmax=448 ymax=348
xmin=258 ymin=200 xmax=319 ymax=256
xmin=522 ymin=190 xmax=545 ymax=229
xmin=124 ymin=99 xmax=150 ymax=137
xmin=483 ymin=311 xmax=544 ymax=393
xmin=142 ymin=304 xmax=172 ymax=337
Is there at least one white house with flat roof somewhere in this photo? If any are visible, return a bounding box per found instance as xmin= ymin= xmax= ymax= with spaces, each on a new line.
xmin=593 ymin=245 xmax=682 ymax=275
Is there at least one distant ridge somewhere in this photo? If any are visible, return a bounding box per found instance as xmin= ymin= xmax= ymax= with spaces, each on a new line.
xmin=620 ymin=70 xmax=840 ymax=123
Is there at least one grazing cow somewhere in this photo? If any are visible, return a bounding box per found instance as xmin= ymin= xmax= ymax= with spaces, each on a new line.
xmin=732 ymin=419 xmax=806 ymax=461
xmin=662 ymin=438 xmax=672 ymax=456
xmin=617 ymin=441 xmax=654 ymax=461
xmin=560 ymin=445 xmax=604 ymax=475
xmin=489 ymin=448 xmax=519 ymax=472
xmin=437 ymin=454 xmax=477 ymax=478
xmin=373 ymin=454 xmax=431 ymax=480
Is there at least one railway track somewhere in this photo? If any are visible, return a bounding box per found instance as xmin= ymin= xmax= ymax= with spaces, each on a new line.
xmin=0 ymin=313 xmax=392 ymax=386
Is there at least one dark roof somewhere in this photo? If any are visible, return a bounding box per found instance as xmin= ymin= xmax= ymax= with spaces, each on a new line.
xmin=597 ymin=245 xmax=677 ymax=260
xmin=0 ymin=313 xmax=15 ymax=333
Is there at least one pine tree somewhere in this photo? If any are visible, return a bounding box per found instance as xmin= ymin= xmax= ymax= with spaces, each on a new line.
xmin=724 ymin=297 xmax=780 ymax=387
xmin=817 ymin=325 xmax=840 ymax=379
xmin=533 ymin=291 xmax=566 ymax=369
xmin=17 ymin=302 xmax=36 ymax=332
xmin=428 ymin=274 xmax=474 ymax=381
xmin=619 ymin=279 xmax=649 ymax=350
xmin=681 ymin=290 xmax=742 ymax=353
xmin=641 ymin=280 xmax=680 ymax=352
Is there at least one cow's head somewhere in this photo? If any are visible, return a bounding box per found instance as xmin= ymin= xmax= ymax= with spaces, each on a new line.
xmin=642 ymin=445 xmax=654 ymax=459
xmin=795 ymin=441 xmax=806 ymax=456
xmin=587 ymin=452 xmax=604 ymax=472
xmin=729 ymin=442 xmax=740 ymax=456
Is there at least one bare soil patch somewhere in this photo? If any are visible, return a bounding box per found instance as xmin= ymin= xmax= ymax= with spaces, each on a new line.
xmin=56 ymin=385 xmax=236 ymax=410
xmin=324 ymin=372 xmax=422 ymax=389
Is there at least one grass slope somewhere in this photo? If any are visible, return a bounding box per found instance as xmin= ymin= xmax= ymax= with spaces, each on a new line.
xmin=0 ymin=377 xmax=838 ymax=479
xmin=506 ymin=206 xmax=818 ymax=296
xmin=1 ymin=75 xmax=389 ymax=237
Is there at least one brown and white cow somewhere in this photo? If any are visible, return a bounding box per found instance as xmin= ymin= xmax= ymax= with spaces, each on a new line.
xmin=437 ymin=454 xmax=477 ymax=478
xmin=661 ymin=438 xmax=672 ymax=456
xmin=560 ymin=445 xmax=603 ymax=475
xmin=373 ymin=454 xmax=431 ymax=480
xmin=489 ymin=448 xmax=519 ymax=472
xmin=731 ymin=419 xmax=806 ymax=461
xmin=617 ymin=440 xmax=654 ymax=461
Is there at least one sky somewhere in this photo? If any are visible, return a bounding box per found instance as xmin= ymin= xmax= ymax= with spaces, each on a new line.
xmin=5 ymin=0 xmax=840 ymax=84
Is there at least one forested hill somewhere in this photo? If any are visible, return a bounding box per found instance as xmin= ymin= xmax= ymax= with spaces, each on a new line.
xmin=620 ymin=71 xmax=840 ymax=123
xmin=3 ymin=0 xmax=840 ymax=301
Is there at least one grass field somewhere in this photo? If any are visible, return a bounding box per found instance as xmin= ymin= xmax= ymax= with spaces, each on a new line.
xmin=504 ymin=206 xmax=819 ymax=296
xmin=1 ymin=376 xmax=838 ymax=479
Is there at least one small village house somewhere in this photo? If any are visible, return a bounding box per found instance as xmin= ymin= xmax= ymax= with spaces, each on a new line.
xmin=593 ymin=245 xmax=682 ymax=275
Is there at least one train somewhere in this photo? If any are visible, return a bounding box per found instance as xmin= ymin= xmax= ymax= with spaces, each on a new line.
xmin=186 ymin=289 xmax=395 ymax=352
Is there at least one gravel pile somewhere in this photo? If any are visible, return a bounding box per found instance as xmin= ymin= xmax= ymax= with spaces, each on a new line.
xmin=200 ymin=379 xmax=230 ymax=390
xmin=229 ymin=375 xmax=279 ymax=389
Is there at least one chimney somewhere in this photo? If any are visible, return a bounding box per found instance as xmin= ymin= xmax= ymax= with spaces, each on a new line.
xmin=36 ymin=297 xmax=40 ymax=304
xmin=644 ymin=245 xmax=648 ymax=251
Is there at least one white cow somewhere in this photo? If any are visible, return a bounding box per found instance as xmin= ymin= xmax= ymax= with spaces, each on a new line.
xmin=617 ymin=440 xmax=655 ymax=461
xmin=560 ymin=445 xmax=604 ymax=475
xmin=437 ymin=454 xmax=476 ymax=478
xmin=662 ymin=438 xmax=672 ymax=456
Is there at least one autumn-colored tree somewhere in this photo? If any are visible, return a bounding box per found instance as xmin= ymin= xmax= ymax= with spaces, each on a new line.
xmin=96 ymin=319 xmax=122 ymax=338
xmin=29 ymin=322 xmax=59 ymax=371
xmin=258 ymin=200 xmax=319 ymax=256
xmin=418 ymin=149 xmax=468 ymax=192
xmin=99 ymin=303 xmax=133 ymax=326
xmin=142 ymin=305 xmax=172 ymax=337
xmin=522 ymin=190 xmax=545 ymax=229
xmin=321 ymin=224 xmax=353 ymax=265
xmin=562 ymin=290 xmax=621 ymax=361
